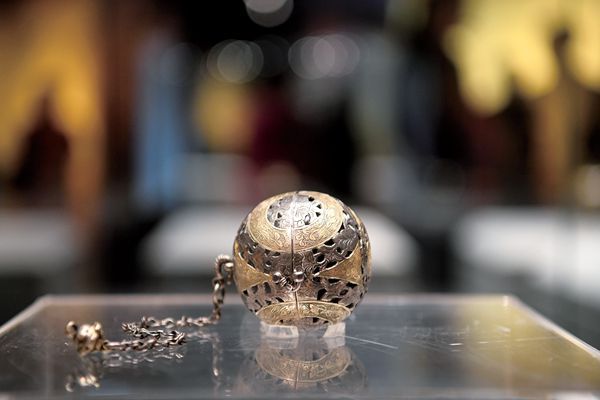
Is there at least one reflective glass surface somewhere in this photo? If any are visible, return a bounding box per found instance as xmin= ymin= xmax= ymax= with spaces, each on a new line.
xmin=1 ymin=295 xmax=599 ymax=398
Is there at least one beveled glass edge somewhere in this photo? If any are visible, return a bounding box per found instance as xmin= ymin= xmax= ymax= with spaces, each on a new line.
xmin=510 ymin=296 xmax=600 ymax=360
xmin=0 ymin=296 xmax=47 ymax=336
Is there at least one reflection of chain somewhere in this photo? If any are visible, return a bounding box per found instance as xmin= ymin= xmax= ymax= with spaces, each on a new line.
xmin=66 ymin=255 xmax=234 ymax=355
xmin=65 ymin=346 xmax=185 ymax=392
xmin=66 ymin=331 xmax=224 ymax=392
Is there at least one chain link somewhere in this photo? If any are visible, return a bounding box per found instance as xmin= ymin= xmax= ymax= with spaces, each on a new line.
xmin=66 ymin=255 xmax=235 ymax=355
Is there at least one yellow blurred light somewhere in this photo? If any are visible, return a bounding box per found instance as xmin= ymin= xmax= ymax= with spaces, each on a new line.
xmin=444 ymin=25 xmax=511 ymax=115
xmin=193 ymin=78 xmax=255 ymax=153
xmin=0 ymin=0 xmax=103 ymax=175
xmin=444 ymin=0 xmax=600 ymax=115
xmin=565 ymin=0 xmax=600 ymax=90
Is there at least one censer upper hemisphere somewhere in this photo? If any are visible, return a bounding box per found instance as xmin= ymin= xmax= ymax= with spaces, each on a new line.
xmin=233 ymin=190 xmax=371 ymax=327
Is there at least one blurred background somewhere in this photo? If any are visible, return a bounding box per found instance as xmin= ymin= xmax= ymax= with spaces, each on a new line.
xmin=1 ymin=0 xmax=600 ymax=347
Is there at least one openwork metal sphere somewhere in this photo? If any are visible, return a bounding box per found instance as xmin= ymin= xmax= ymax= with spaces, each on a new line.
xmin=233 ymin=191 xmax=371 ymax=327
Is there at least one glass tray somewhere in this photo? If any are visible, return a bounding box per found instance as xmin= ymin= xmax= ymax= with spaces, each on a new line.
xmin=1 ymin=294 xmax=599 ymax=399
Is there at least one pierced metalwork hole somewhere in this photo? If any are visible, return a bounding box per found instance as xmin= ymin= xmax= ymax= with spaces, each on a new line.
xmin=317 ymin=288 xmax=327 ymax=300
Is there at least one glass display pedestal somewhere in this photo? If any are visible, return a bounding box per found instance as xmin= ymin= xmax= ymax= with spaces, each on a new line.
xmin=1 ymin=294 xmax=599 ymax=398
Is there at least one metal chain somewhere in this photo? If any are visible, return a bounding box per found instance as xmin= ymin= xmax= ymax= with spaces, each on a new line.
xmin=66 ymin=255 xmax=235 ymax=355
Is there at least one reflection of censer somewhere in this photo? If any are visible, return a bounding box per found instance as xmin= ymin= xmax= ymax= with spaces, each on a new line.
xmin=235 ymin=332 xmax=367 ymax=394
xmin=67 ymin=191 xmax=371 ymax=353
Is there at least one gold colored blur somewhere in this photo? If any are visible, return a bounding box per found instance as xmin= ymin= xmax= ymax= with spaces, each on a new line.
xmin=444 ymin=0 xmax=600 ymax=115
xmin=0 ymin=0 xmax=104 ymax=227
xmin=193 ymin=78 xmax=255 ymax=153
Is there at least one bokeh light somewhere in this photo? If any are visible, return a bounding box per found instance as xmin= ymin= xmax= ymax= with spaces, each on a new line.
xmin=207 ymin=40 xmax=263 ymax=83
xmin=289 ymin=34 xmax=361 ymax=80
xmin=244 ymin=0 xmax=294 ymax=28
xmin=193 ymin=79 xmax=255 ymax=153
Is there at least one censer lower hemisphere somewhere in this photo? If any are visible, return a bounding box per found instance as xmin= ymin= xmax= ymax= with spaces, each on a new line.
xmin=233 ymin=190 xmax=371 ymax=327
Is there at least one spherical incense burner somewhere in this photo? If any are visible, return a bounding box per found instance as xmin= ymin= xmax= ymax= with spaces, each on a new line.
xmin=233 ymin=191 xmax=371 ymax=327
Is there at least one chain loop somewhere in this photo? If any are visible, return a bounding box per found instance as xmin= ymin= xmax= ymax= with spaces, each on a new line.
xmin=66 ymin=255 xmax=235 ymax=354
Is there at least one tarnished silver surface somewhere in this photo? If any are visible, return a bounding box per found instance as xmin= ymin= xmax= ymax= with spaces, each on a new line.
xmin=234 ymin=191 xmax=371 ymax=326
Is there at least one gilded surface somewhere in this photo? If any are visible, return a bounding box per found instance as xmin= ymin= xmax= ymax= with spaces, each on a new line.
xmin=348 ymin=207 xmax=372 ymax=283
xmin=233 ymin=242 xmax=272 ymax=292
xmin=317 ymin=243 xmax=363 ymax=286
xmin=292 ymin=191 xmax=344 ymax=251
xmin=255 ymin=301 xmax=351 ymax=325
xmin=247 ymin=194 xmax=292 ymax=252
